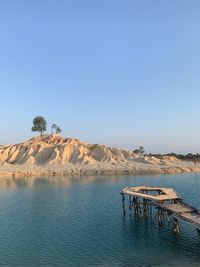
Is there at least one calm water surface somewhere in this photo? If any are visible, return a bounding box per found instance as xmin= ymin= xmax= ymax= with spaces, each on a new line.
xmin=0 ymin=173 xmax=200 ymax=266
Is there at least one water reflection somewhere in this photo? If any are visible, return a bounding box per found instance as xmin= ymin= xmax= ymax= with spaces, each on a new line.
xmin=0 ymin=174 xmax=160 ymax=190
xmin=0 ymin=173 xmax=199 ymax=266
xmin=0 ymin=175 xmax=134 ymax=190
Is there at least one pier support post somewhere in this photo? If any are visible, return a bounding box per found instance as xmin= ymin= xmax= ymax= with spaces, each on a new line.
xmin=129 ymin=195 xmax=132 ymax=210
xmin=173 ymin=218 xmax=180 ymax=234
xmin=121 ymin=193 xmax=125 ymax=203
xmin=157 ymin=207 xmax=164 ymax=226
xmin=143 ymin=198 xmax=146 ymax=215
xmin=121 ymin=193 xmax=126 ymax=217
xmin=133 ymin=197 xmax=138 ymax=215
xmin=158 ymin=208 xmax=161 ymax=225
xmin=150 ymin=201 xmax=153 ymax=219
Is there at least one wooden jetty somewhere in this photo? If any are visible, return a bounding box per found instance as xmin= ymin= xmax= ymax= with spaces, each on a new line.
xmin=120 ymin=186 xmax=200 ymax=234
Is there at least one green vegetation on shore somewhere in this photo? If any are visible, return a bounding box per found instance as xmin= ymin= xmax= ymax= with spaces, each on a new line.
xmin=31 ymin=116 xmax=62 ymax=136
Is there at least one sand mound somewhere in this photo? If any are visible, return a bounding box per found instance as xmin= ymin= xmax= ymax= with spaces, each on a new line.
xmin=0 ymin=135 xmax=137 ymax=166
xmin=0 ymin=134 xmax=198 ymax=177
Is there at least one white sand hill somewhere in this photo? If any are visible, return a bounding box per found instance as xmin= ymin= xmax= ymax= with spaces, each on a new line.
xmin=0 ymin=135 xmax=199 ymax=178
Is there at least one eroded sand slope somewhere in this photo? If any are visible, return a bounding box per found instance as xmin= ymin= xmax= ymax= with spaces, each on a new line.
xmin=0 ymin=135 xmax=199 ymax=177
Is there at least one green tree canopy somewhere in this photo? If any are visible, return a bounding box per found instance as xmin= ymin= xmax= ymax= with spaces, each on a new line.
xmin=51 ymin=123 xmax=57 ymax=134
xmin=31 ymin=116 xmax=47 ymax=135
xmin=56 ymin=126 xmax=62 ymax=134
xmin=133 ymin=146 xmax=145 ymax=155
xmin=51 ymin=124 xmax=62 ymax=135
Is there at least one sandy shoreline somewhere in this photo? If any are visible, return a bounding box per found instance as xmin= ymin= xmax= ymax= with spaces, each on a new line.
xmin=0 ymin=135 xmax=199 ymax=178
xmin=1 ymin=163 xmax=200 ymax=179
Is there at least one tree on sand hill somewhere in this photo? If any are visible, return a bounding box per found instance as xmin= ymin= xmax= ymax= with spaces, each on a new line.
xmin=133 ymin=146 xmax=145 ymax=155
xmin=51 ymin=123 xmax=57 ymax=134
xmin=51 ymin=124 xmax=62 ymax=135
xmin=31 ymin=116 xmax=47 ymax=135
xmin=56 ymin=126 xmax=62 ymax=134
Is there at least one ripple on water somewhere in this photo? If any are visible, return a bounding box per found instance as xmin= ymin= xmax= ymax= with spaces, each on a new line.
xmin=0 ymin=174 xmax=199 ymax=266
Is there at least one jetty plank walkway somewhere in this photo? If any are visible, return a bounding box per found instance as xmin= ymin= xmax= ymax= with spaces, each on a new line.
xmin=120 ymin=186 xmax=200 ymax=232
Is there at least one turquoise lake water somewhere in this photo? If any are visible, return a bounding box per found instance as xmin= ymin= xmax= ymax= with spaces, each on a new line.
xmin=0 ymin=173 xmax=200 ymax=266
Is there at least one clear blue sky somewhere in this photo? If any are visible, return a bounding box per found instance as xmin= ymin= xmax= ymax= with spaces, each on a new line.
xmin=0 ymin=0 xmax=200 ymax=153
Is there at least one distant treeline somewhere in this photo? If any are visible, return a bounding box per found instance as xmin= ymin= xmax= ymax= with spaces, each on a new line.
xmin=133 ymin=146 xmax=200 ymax=161
xmin=149 ymin=153 xmax=200 ymax=161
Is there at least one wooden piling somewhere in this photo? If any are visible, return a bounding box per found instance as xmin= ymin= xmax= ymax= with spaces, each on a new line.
xmin=120 ymin=186 xmax=200 ymax=234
